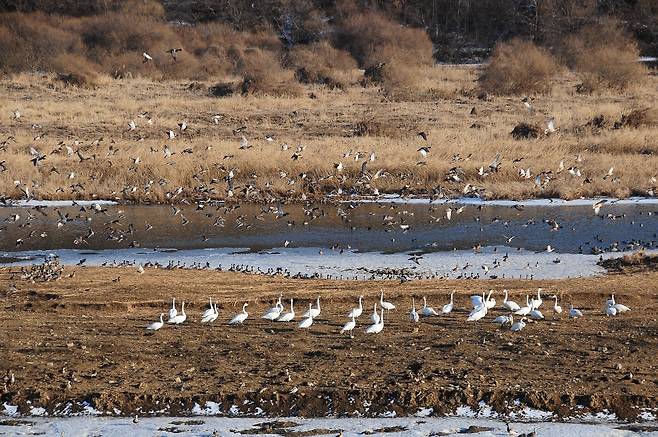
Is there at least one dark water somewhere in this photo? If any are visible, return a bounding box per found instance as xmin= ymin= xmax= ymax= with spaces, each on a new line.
xmin=1 ymin=199 xmax=657 ymax=255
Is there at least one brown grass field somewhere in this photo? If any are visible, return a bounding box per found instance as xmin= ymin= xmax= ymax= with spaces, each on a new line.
xmin=1 ymin=266 xmax=657 ymax=418
xmin=0 ymin=66 xmax=657 ymax=203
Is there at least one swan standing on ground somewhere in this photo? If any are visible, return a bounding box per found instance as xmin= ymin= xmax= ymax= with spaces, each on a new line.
xmin=169 ymin=298 xmax=177 ymax=321
xmin=370 ymin=303 xmax=380 ymax=324
xmin=511 ymin=317 xmax=527 ymax=332
xmin=303 ymin=297 xmax=321 ymax=318
xmin=229 ymin=303 xmax=249 ymax=325
xmin=201 ymin=297 xmax=215 ymax=320
xmin=380 ymin=291 xmax=395 ymax=310
xmin=442 ymin=291 xmax=454 ymax=314
xmin=569 ymin=304 xmax=583 ymax=319
xmin=298 ymin=303 xmax=314 ymax=328
xmin=515 ymin=296 xmax=532 ymax=316
xmin=277 ymin=299 xmax=295 ymax=322
xmin=552 ymin=295 xmax=562 ymax=318
xmin=146 ymin=313 xmax=164 ymax=331
xmin=502 ymin=289 xmax=521 ymax=311
xmin=410 ymin=298 xmax=420 ymax=322
xmin=485 ymin=290 xmax=496 ymax=309
xmin=201 ymin=303 xmax=218 ymax=323
xmin=421 ymin=296 xmax=439 ymax=316
xmin=262 ymin=300 xmax=283 ymax=320
xmin=609 ymin=294 xmax=631 ymax=313
xmin=531 ymin=288 xmax=543 ymax=309
xmin=168 ymin=302 xmax=186 ymax=325
xmin=470 ymin=292 xmax=485 ymax=310
xmin=340 ymin=315 xmax=356 ymax=336
xmin=348 ymin=296 xmax=363 ymax=318
xmin=529 ymin=304 xmax=545 ymax=320
xmin=366 ymin=308 xmax=384 ymax=334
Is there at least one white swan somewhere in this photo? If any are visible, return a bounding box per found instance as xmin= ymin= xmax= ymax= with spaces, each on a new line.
xmin=146 ymin=313 xmax=164 ymax=331
xmin=569 ymin=304 xmax=583 ymax=319
xmin=168 ymin=297 xmax=177 ymax=320
xmin=348 ymin=296 xmax=363 ymax=318
xmin=467 ymin=303 xmax=487 ymax=322
xmin=303 ymin=297 xmax=321 ymax=318
xmin=262 ymin=300 xmax=283 ymax=320
xmin=552 ymin=295 xmax=562 ymax=318
xmin=493 ymin=314 xmax=513 ymax=326
xmin=514 ymin=295 xmax=532 ymax=316
xmin=511 ymin=317 xmax=527 ymax=332
xmin=531 ymin=288 xmax=543 ymax=309
xmin=298 ymin=303 xmax=314 ymax=328
xmin=470 ymin=292 xmax=485 ymax=309
xmin=410 ymin=298 xmax=419 ymax=322
xmin=201 ymin=303 xmax=219 ymax=323
xmin=366 ymin=308 xmax=384 ymax=334
xmin=229 ymin=303 xmax=249 ymax=325
xmin=529 ymin=306 xmax=544 ymax=320
xmin=442 ymin=291 xmax=454 ymax=314
xmin=277 ymin=299 xmax=295 ymax=322
xmin=502 ymin=289 xmax=521 ymax=311
xmin=201 ymin=297 xmax=215 ymax=320
xmin=421 ymin=296 xmax=439 ymax=317
xmin=605 ymin=303 xmax=617 ymax=317
xmin=340 ymin=315 xmax=356 ymax=336
xmin=370 ymin=303 xmax=380 ymax=324
xmin=485 ymin=289 xmax=496 ymax=309
xmin=380 ymin=291 xmax=395 ymax=310
xmin=609 ymin=294 xmax=631 ymax=313
xmin=168 ymin=302 xmax=186 ymax=325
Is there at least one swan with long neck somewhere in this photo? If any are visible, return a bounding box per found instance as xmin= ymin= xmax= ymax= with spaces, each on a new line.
xmin=201 ymin=303 xmax=219 ymax=323
xmin=229 ymin=303 xmax=249 ymax=325
xmin=340 ymin=315 xmax=356 ymax=336
xmin=502 ymin=289 xmax=521 ymax=311
xmin=348 ymin=296 xmax=363 ymax=318
xmin=569 ymin=304 xmax=583 ymax=319
xmin=410 ymin=298 xmax=419 ymax=322
xmin=146 ymin=313 xmax=164 ymax=331
xmin=421 ymin=296 xmax=438 ymax=317
xmin=202 ymin=297 xmax=215 ymax=320
xmin=303 ymin=297 xmax=321 ymax=318
xmin=277 ymin=299 xmax=295 ymax=322
xmin=168 ymin=302 xmax=186 ymax=325
xmin=552 ymin=295 xmax=562 ymax=319
xmin=511 ymin=317 xmax=527 ymax=332
xmin=168 ymin=298 xmax=177 ymax=321
xmin=370 ymin=303 xmax=380 ymax=324
xmin=298 ymin=303 xmax=314 ymax=328
xmin=380 ymin=291 xmax=395 ymax=310
xmin=442 ymin=291 xmax=454 ymax=314
xmin=485 ymin=289 xmax=496 ymax=309
xmin=366 ymin=308 xmax=384 ymax=334
xmin=514 ymin=295 xmax=532 ymax=316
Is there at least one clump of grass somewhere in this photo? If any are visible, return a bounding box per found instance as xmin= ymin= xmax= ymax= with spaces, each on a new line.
xmin=479 ymin=38 xmax=561 ymax=95
xmin=233 ymin=48 xmax=303 ymax=97
xmin=561 ymin=19 xmax=648 ymax=91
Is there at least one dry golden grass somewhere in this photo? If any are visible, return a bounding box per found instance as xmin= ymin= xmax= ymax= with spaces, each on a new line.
xmin=0 ymin=66 xmax=656 ymax=203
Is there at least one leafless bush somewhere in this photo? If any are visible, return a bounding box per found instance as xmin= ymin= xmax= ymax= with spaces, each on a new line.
xmin=479 ymin=38 xmax=561 ymax=95
xmin=286 ymin=41 xmax=356 ymax=88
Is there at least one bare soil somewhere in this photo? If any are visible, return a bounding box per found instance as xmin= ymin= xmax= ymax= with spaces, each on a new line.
xmin=1 ymin=267 xmax=657 ymax=419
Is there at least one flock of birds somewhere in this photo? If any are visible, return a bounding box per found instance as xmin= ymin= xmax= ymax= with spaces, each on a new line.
xmin=145 ymin=290 xmax=631 ymax=336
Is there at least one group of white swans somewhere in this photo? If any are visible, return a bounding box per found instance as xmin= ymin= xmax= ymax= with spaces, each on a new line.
xmin=145 ymin=290 xmax=631 ymax=334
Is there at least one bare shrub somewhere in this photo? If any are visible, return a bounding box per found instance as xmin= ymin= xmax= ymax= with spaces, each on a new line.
xmin=51 ymin=53 xmax=98 ymax=86
xmin=233 ymin=48 xmax=302 ymax=97
xmin=561 ymin=19 xmax=647 ymax=91
xmin=335 ymin=11 xmax=433 ymax=68
xmin=286 ymin=41 xmax=357 ymax=88
xmin=479 ymin=39 xmax=561 ymax=95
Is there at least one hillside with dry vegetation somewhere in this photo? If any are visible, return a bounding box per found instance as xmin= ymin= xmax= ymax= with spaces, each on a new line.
xmin=0 ymin=1 xmax=656 ymax=203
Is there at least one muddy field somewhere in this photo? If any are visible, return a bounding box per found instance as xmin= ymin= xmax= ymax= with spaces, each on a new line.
xmin=1 ymin=266 xmax=657 ymax=419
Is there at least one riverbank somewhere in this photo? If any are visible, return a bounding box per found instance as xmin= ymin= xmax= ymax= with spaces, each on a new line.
xmin=1 ymin=267 xmax=656 ymax=419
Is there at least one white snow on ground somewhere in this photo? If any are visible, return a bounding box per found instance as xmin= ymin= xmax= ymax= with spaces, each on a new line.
xmin=1 ymin=415 xmax=656 ymax=437
xmin=5 ymin=245 xmax=656 ymax=280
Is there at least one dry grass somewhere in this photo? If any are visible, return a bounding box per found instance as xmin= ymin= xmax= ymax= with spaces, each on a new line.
xmin=0 ymin=66 xmax=656 ymax=203
xmin=479 ymin=39 xmax=561 ymax=96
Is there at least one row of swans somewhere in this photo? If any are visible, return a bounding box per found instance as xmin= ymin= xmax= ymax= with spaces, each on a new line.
xmin=146 ymin=291 xmax=630 ymax=333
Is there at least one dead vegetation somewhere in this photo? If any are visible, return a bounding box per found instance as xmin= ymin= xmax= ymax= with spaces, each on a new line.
xmin=599 ymin=251 xmax=658 ymax=274
xmin=0 ymin=66 xmax=656 ymax=203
